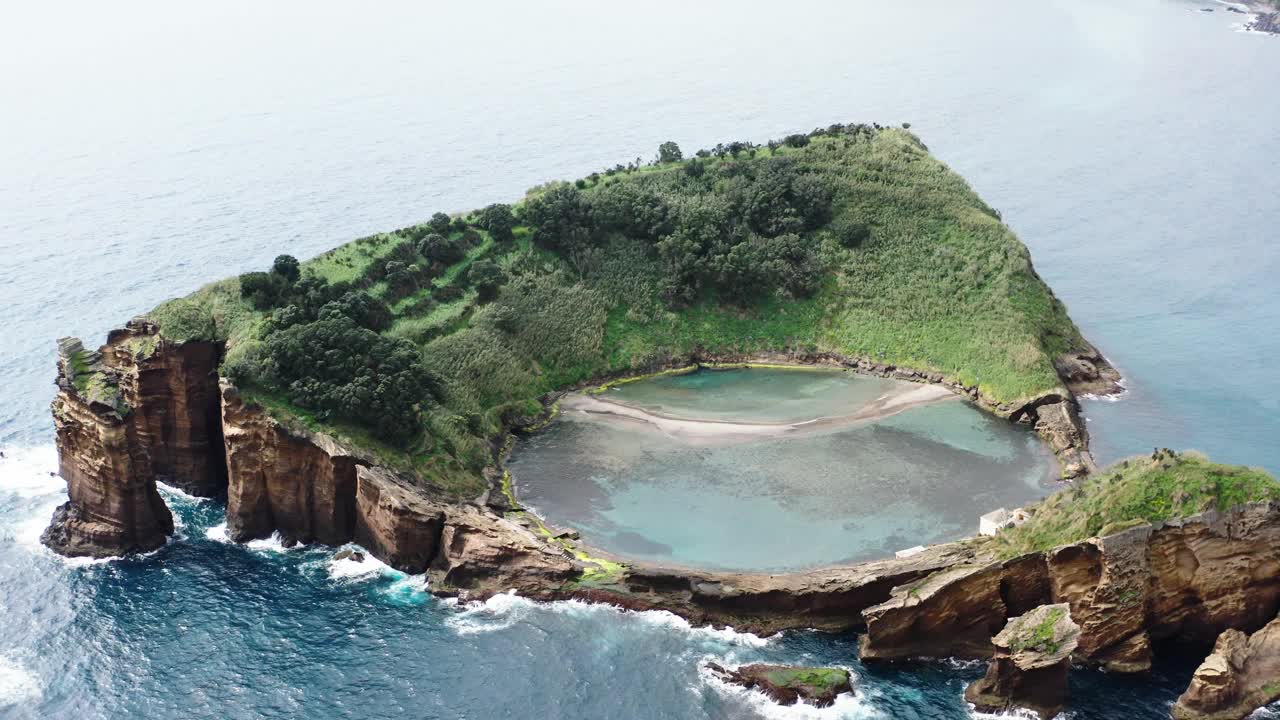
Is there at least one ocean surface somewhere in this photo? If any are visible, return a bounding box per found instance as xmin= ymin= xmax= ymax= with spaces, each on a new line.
xmin=2 ymin=1 xmax=1278 ymax=718
xmin=510 ymin=369 xmax=1055 ymax=570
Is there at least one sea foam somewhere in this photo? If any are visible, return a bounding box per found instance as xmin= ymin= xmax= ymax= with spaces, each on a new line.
xmin=444 ymin=590 xmax=771 ymax=647
xmin=0 ymin=656 xmax=42 ymax=708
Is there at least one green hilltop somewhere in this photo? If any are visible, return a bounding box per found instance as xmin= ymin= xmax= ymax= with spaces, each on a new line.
xmin=993 ymin=450 xmax=1280 ymax=558
xmin=149 ymin=124 xmax=1096 ymax=497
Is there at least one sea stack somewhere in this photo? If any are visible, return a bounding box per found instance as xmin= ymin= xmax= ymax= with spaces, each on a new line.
xmin=1172 ymin=614 xmax=1280 ymax=720
xmin=964 ymin=603 xmax=1080 ymax=720
xmin=42 ymin=336 xmax=173 ymax=557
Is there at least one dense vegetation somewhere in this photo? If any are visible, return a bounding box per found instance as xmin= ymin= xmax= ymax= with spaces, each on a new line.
xmin=150 ymin=124 xmax=1096 ymax=497
xmin=993 ymin=450 xmax=1280 ymax=558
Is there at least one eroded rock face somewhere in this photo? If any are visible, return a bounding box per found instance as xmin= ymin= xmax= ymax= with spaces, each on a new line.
xmin=859 ymin=563 xmax=1007 ymax=660
xmin=1172 ymin=614 xmax=1280 ymax=720
xmin=429 ymin=504 xmax=577 ymax=597
xmin=705 ymin=662 xmax=852 ymax=708
xmin=964 ymin=603 xmax=1080 ymax=720
xmin=1047 ymin=524 xmax=1153 ymax=672
xmin=43 ymin=320 xmax=224 ymax=557
xmin=221 ymin=383 xmax=366 ymax=545
xmin=354 ymin=466 xmax=445 ymax=574
xmin=855 ymin=503 xmax=1280 ymax=672
xmin=103 ymin=322 xmax=226 ymax=497
xmin=44 ymin=387 xmax=173 ymax=557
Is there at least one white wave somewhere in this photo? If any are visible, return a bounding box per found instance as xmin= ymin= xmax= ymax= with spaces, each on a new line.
xmin=967 ymin=705 xmax=1045 ymax=719
xmin=0 ymin=445 xmax=64 ymax=499
xmin=445 ymin=590 xmax=534 ymax=635
xmin=327 ymin=547 xmax=393 ymax=581
xmin=443 ymin=590 xmax=771 ymax=647
xmin=156 ymin=481 xmax=206 ymax=504
xmin=0 ymin=656 xmax=42 ymax=707
xmin=698 ymin=662 xmax=880 ymax=720
xmin=203 ymin=524 xmax=301 ymax=554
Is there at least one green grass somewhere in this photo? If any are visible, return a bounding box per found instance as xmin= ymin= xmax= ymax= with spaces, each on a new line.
xmin=761 ymin=667 xmax=851 ymax=693
xmin=305 ymin=231 xmax=411 ymax=285
xmin=993 ymin=451 xmax=1280 ymax=558
xmin=1008 ymin=606 xmax=1066 ymax=654
xmin=145 ymin=127 xmax=1101 ymax=498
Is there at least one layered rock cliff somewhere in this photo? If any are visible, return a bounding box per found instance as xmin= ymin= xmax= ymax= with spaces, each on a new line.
xmin=856 ymin=502 xmax=1280 ymax=672
xmin=43 ymin=319 xmax=225 ymax=556
xmin=221 ymin=383 xmax=367 ymax=545
xmin=964 ymin=603 xmax=1080 ymax=720
xmin=1172 ymin=613 xmax=1280 ymax=720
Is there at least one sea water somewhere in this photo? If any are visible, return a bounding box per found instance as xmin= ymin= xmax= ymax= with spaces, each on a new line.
xmin=2 ymin=1 xmax=1279 ymax=718
xmin=509 ymin=369 xmax=1056 ymax=571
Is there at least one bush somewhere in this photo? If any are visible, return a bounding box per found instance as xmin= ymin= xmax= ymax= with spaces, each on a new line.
xmin=466 ymin=259 xmax=506 ymax=301
xmin=272 ymin=255 xmax=300 ymax=282
xmin=419 ymin=234 xmax=464 ymax=265
xmin=476 ymin=203 xmax=516 ymax=242
xmin=428 ymin=212 xmax=452 ymax=235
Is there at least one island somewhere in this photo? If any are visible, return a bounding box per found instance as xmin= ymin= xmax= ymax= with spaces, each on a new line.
xmin=42 ymin=124 xmax=1280 ymax=718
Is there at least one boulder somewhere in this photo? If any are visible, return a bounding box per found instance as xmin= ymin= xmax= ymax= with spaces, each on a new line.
xmin=964 ymin=603 xmax=1080 ymax=719
xmin=1172 ymin=614 xmax=1280 ymax=720
xmin=705 ymin=662 xmax=851 ymax=708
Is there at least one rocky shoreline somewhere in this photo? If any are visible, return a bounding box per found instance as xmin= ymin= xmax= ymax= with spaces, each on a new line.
xmin=46 ymin=321 xmax=1280 ymax=716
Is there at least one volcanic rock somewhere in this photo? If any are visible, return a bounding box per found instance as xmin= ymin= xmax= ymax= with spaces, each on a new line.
xmin=964 ymin=603 xmax=1080 ymax=719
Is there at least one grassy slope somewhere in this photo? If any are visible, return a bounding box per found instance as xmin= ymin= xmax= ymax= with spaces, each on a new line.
xmin=149 ymin=129 xmax=1094 ymax=498
xmin=993 ymin=451 xmax=1280 ymax=558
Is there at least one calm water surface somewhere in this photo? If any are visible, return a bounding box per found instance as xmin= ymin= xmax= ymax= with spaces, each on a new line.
xmin=2 ymin=1 xmax=1278 ymax=718
xmin=510 ymin=369 xmax=1056 ymax=570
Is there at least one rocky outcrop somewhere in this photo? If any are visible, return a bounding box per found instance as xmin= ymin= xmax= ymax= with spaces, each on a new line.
xmin=1028 ymin=398 xmax=1094 ymax=478
xmin=221 ymin=383 xmax=367 ymax=546
xmin=860 ymin=563 xmax=1007 ymax=660
xmin=964 ymin=604 xmax=1080 ymax=720
xmin=705 ymin=662 xmax=852 ymax=708
xmin=354 ymin=466 xmax=445 ymax=574
xmin=1047 ymin=524 xmax=1153 ymax=672
xmin=1172 ymin=614 xmax=1280 ymax=720
xmin=428 ymin=504 xmax=577 ymax=597
xmin=101 ymin=320 xmax=226 ymax=497
xmin=855 ymin=503 xmax=1280 ymax=672
xmin=44 ymin=379 xmax=173 ymax=557
xmin=43 ymin=320 xmax=225 ymax=557
xmin=1053 ymin=350 xmax=1122 ymax=398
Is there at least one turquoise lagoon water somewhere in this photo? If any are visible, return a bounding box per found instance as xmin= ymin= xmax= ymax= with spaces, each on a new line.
xmin=3 ymin=1 xmax=1280 ymax=717
xmin=509 ymin=369 xmax=1055 ymax=571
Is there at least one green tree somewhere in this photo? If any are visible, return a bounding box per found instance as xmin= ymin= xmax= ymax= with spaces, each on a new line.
xmin=657 ymin=141 xmax=682 ymax=164
xmin=466 ymin=259 xmax=506 ymax=301
xmin=272 ymin=255 xmax=301 ymax=282
xmin=428 ymin=212 xmax=452 ymax=235
xmin=476 ymin=203 xmax=516 ymax=242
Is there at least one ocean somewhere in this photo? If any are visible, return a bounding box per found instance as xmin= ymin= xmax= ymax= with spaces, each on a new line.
xmin=2 ymin=1 xmax=1278 ymax=717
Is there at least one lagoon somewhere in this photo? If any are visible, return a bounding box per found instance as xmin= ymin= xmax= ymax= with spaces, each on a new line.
xmin=509 ymin=369 xmax=1057 ymax=571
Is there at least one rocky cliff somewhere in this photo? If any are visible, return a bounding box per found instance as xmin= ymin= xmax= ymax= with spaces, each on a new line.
xmin=221 ymin=383 xmax=367 ymax=545
xmin=1172 ymin=613 xmax=1280 ymax=720
xmin=43 ymin=319 xmax=225 ymax=556
xmin=964 ymin=603 xmax=1080 ymax=720
xmin=856 ymin=502 xmax=1280 ymax=672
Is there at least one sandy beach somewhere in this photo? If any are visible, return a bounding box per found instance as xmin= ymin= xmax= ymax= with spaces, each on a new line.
xmin=558 ymin=382 xmax=958 ymax=446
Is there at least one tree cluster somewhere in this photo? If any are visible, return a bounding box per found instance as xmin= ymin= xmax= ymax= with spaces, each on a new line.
xmin=522 ymin=153 xmax=836 ymax=305
xmin=236 ymin=256 xmax=436 ymax=444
